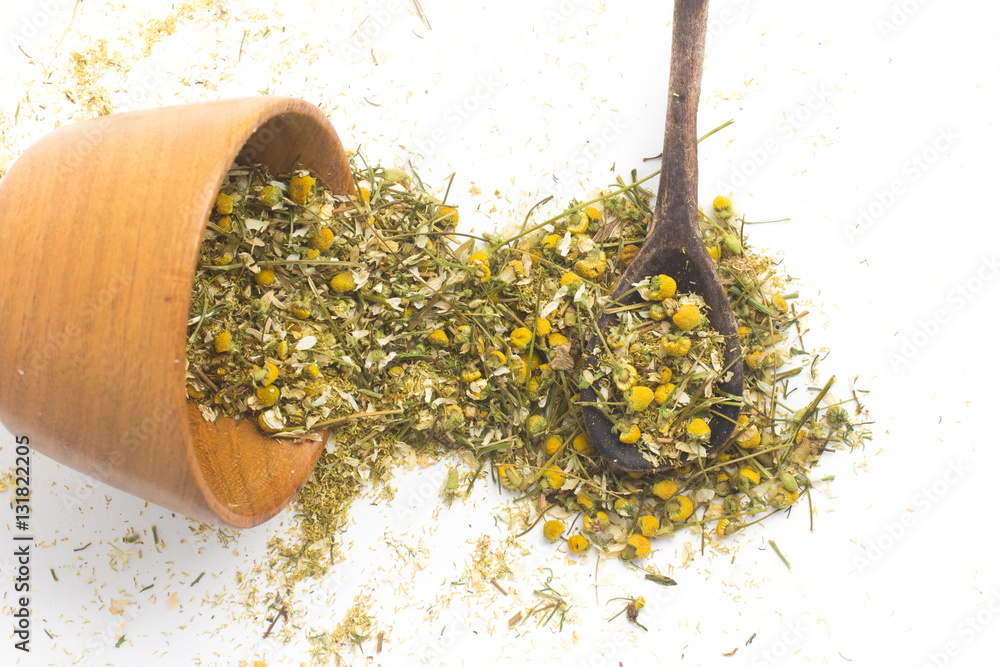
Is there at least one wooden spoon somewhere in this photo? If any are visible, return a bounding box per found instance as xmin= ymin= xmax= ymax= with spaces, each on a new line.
xmin=581 ymin=0 xmax=743 ymax=472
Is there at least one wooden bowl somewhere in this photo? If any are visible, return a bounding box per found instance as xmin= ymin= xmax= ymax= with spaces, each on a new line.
xmin=0 ymin=97 xmax=353 ymax=527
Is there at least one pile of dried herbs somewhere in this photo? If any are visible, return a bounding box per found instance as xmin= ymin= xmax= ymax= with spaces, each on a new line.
xmin=186 ymin=154 xmax=869 ymax=595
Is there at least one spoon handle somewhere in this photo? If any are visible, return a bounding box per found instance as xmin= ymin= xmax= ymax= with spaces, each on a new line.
xmin=602 ymin=0 xmax=710 ymax=306
xmin=649 ymin=0 xmax=710 ymax=249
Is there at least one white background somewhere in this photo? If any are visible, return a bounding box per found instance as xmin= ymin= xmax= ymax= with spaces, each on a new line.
xmin=1 ymin=1 xmax=998 ymax=665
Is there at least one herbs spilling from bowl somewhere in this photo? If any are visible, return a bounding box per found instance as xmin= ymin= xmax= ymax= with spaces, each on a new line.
xmin=187 ymin=155 xmax=869 ymax=589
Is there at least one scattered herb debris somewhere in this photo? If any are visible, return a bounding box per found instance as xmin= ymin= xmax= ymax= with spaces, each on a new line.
xmin=185 ymin=154 xmax=870 ymax=645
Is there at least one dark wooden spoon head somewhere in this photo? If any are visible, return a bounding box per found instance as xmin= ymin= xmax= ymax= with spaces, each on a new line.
xmin=581 ymin=0 xmax=743 ymax=473
xmin=581 ymin=233 xmax=743 ymax=472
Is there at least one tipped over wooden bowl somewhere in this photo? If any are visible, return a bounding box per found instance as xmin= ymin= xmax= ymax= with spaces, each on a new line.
xmin=0 ymin=97 xmax=353 ymax=527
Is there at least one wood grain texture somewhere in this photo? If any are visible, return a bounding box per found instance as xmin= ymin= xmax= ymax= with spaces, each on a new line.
xmin=581 ymin=0 xmax=744 ymax=472
xmin=0 ymin=97 xmax=352 ymax=527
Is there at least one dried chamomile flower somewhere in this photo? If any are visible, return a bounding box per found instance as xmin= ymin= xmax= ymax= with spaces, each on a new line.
xmin=666 ymin=495 xmax=694 ymax=522
xmin=329 ymin=271 xmax=355 ymax=294
xmin=626 ymin=534 xmax=651 ymax=559
xmin=255 ymin=269 xmax=276 ymax=287
xmin=712 ymin=195 xmax=733 ymax=219
xmin=661 ymin=336 xmax=691 ymax=357
xmin=289 ymin=174 xmax=315 ymax=204
xmin=567 ymin=534 xmax=590 ymax=553
xmin=543 ymin=520 xmax=565 ymax=542
xmin=428 ymin=329 xmax=449 ymax=346
xmin=311 ymin=228 xmax=335 ymax=250
xmin=510 ymin=327 xmax=533 ymax=349
xmin=258 ymin=185 xmax=281 ymax=208
xmin=638 ymin=515 xmax=659 ymax=537
xmin=543 ymin=465 xmax=566 ymax=490
xmin=214 ymin=331 xmax=232 ymax=353
xmin=652 ymin=479 xmax=678 ymax=501
xmin=672 ymin=304 xmax=701 ymax=331
xmin=215 ymin=192 xmax=234 ymax=215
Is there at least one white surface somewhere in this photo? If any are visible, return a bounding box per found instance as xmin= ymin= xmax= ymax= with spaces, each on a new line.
xmin=1 ymin=1 xmax=998 ymax=665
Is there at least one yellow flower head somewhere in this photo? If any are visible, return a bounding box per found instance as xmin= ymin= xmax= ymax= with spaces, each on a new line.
xmin=255 ymin=269 xmax=276 ymax=287
xmin=260 ymin=362 xmax=279 ymax=387
xmin=583 ymin=511 xmax=610 ymax=533
xmin=686 ymin=418 xmax=711 ymax=441
xmin=428 ymin=329 xmax=449 ymax=346
xmin=573 ymin=433 xmax=595 ymax=455
xmin=666 ymin=495 xmax=694 ymax=522
xmin=214 ymin=331 xmax=232 ymax=353
xmin=560 ymin=272 xmax=582 ymax=288
xmin=672 ymin=304 xmax=702 ymax=331
xmin=626 ymin=386 xmax=655 ymax=412
xmin=438 ymin=205 xmax=459 ymax=224
xmin=654 ymin=383 xmax=676 ymax=406
xmin=256 ymin=384 xmax=279 ymax=407
xmin=215 ymin=192 xmax=234 ymax=215
xmin=460 ymin=367 xmax=482 ymax=383
xmin=651 ymin=479 xmax=678 ymax=501
xmin=738 ymin=466 xmax=761 ymax=487
xmin=566 ymin=211 xmax=589 ymax=234
xmin=311 ymin=227 xmax=335 ymax=251
xmin=647 ymin=274 xmax=677 ymax=300
xmin=289 ymin=174 xmax=315 ymax=204
xmin=258 ymin=185 xmax=281 ymax=208
xmin=567 ymin=534 xmax=590 ymax=554
xmin=633 ymin=515 xmax=658 ymax=538
xmin=574 ymin=249 xmax=607 ymax=279
xmin=619 ymin=424 xmax=641 ymax=444
xmin=534 ymin=317 xmax=552 ymax=336
xmin=661 ymin=337 xmax=691 ymax=357
xmin=510 ymin=327 xmax=533 ymax=349
xmin=712 ymin=195 xmax=733 ymax=219
xmin=543 ymin=464 xmax=565 ymax=489
xmin=548 ymin=332 xmax=570 ymax=348
xmin=627 ymin=534 xmax=651 ymax=559
xmin=329 ymin=271 xmax=356 ymax=294
xmin=542 ymin=233 xmax=562 ymax=249
xmin=576 ymin=491 xmax=595 ymax=512
xmin=620 ymin=244 xmax=640 ymax=265
xmin=613 ymin=363 xmax=638 ymax=392
xmin=543 ymin=519 xmax=565 ymax=542
xmin=544 ymin=435 xmax=563 ymax=456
